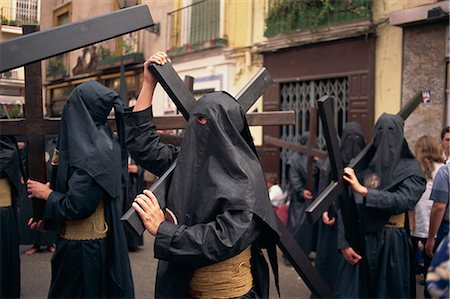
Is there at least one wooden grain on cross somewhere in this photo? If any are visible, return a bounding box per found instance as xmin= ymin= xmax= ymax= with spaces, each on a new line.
xmin=264 ymin=107 xmax=328 ymax=193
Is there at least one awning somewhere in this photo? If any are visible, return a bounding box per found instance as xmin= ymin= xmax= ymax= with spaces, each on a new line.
xmin=0 ymin=95 xmax=25 ymax=105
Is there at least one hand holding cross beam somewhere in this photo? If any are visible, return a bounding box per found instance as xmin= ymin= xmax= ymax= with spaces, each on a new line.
xmin=305 ymin=91 xmax=424 ymax=254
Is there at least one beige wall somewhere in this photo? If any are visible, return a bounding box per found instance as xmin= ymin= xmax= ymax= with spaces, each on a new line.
xmin=38 ymin=0 xmax=170 ymax=80
xmin=372 ymin=0 xmax=437 ymax=121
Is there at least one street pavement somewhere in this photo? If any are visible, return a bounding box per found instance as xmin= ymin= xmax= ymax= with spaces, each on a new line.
xmin=20 ymin=233 xmax=426 ymax=298
xmin=19 ymin=233 xmax=310 ymax=299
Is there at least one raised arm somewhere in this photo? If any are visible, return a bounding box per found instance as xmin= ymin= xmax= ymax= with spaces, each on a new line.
xmin=133 ymin=51 xmax=169 ymax=112
xmin=123 ymin=52 xmax=178 ymax=176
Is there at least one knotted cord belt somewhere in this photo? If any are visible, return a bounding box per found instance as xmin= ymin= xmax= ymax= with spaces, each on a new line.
xmin=63 ymin=199 xmax=108 ymax=240
xmin=385 ymin=213 xmax=405 ymax=228
xmin=0 ymin=178 xmax=12 ymax=208
xmin=188 ymin=246 xmax=253 ymax=299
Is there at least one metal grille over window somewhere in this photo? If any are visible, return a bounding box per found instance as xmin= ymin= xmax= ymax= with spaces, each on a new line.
xmin=279 ymin=78 xmax=348 ymax=188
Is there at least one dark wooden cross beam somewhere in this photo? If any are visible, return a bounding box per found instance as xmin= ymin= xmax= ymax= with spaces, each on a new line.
xmin=264 ymin=135 xmax=327 ymax=159
xmin=305 ymin=92 xmax=423 ymax=253
xmin=0 ymin=5 xmax=153 ymax=73
xmin=305 ymin=107 xmax=318 ymax=191
xmin=263 ymin=107 xmax=328 ymax=192
xmin=121 ymin=63 xmax=333 ymax=298
xmin=0 ymin=5 xmax=155 ymax=219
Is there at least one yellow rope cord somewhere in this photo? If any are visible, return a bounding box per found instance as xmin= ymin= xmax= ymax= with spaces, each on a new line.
xmin=64 ymin=199 xmax=108 ymax=240
xmin=188 ymin=246 xmax=253 ymax=299
xmin=0 ymin=179 xmax=12 ymax=208
xmin=385 ymin=213 xmax=405 ymax=228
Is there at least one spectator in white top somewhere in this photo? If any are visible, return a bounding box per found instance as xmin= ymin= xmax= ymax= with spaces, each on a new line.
xmin=265 ymin=172 xmax=287 ymax=211
xmin=409 ymin=135 xmax=445 ymax=291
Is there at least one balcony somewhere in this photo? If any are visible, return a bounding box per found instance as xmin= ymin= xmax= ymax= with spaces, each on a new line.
xmin=265 ymin=0 xmax=372 ymax=37
xmin=0 ymin=6 xmax=39 ymax=27
xmin=0 ymin=68 xmax=24 ymax=81
xmin=46 ymin=56 xmax=68 ymax=81
xmin=167 ymin=0 xmax=227 ymax=56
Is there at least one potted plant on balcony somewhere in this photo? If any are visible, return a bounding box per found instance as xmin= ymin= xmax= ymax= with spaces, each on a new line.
xmin=46 ymin=57 xmax=67 ymax=81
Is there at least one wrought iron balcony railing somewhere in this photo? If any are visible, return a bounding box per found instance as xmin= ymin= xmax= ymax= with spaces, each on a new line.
xmin=265 ymin=0 xmax=372 ymax=37
xmin=167 ymin=0 xmax=227 ymax=55
xmin=0 ymin=6 xmax=39 ymax=26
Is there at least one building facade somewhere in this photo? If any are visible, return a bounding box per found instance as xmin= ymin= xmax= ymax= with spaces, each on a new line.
xmin=0 ymin=0 xmax=39 ymax=118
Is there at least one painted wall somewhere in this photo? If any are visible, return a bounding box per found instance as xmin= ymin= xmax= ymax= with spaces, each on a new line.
xmin=372 ymin=0 xmax=436 ymax=121
xmin=224 ymin=0 xmax=268 ymax=145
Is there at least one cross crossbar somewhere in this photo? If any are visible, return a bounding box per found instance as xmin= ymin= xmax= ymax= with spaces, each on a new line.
xmin=263 ymin=136 xmax=328 ymax=159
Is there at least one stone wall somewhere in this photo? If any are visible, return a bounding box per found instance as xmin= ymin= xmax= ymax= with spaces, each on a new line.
xmin=402 ymin=22 xmax=447 ymax=149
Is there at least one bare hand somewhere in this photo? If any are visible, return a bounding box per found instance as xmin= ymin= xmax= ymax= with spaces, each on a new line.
xmin=303 ymin=189 xmax=313 ymax=200
xmin=425 ymin=238 xmax=435 ymax=258
xmin=143 ymin=51 xmax=170 ymax=87
xmin=128 ymin=164 xmax=138 ymax=174
xmin=27 ymin=180 xmax=52 ymax=200
xmin=322 ymin=211 xmax=335 ymax=226
xmin=132 ymin=190 xmax=165 ymax=236
xmin=343 ymin=167 xmax=368 ymax=196
xmin=340 ymin=247 xmax=362 ymax=265
xmin=27 ymin=217 xmax=45 ymax=231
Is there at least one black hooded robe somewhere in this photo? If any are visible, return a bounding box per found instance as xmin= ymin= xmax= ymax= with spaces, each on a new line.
xmin=124 ymin=91 xmax=280 ymax=298
xmin=0 ymin=136 xmax=22 ymax=298
xmin=314 ymin=122 xmax=367 ymax=298
xmin=42 ymin=81 xmax=134 ymax=298
xmin=353 ymin=113 xmax=426 ymax=298
xmin=286 ymin=134 xmax=317 ymax=256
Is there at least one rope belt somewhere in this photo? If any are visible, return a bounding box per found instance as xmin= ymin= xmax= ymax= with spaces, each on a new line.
xmin=63 ymin=199 xmax=108 ymax=240
xmin=385 ymin=213 xmax=405 ymax=228
xmin=188 ymin=246 xmax=253 ymax=299
xmin=0 ymin=178 xmax=12 ymax=208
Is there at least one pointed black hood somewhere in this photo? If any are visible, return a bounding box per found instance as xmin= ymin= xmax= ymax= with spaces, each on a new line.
xmin=166 ymin=91 xmax=280 ymax=237
xmin=55 ymin=81 xmax=127 ymax=198
xmin=341 ymin=122 xmax=366 ymax=165
xmin=363 ymin=113 xmax=424 ymax=190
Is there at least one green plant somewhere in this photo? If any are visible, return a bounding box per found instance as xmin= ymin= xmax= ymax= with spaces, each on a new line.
xmin=97 ymin=46 xmax=114 ymax=60
xmin=46 ymin=58 xmax=67 ymax=78
xmin=265 ymin=0 xmax=371 ymax=37
xmin=119 ymin=35 xmax=137 ymax=55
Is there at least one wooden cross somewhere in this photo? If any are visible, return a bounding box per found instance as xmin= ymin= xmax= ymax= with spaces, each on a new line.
xmin=0 ymin=5 xmax=155 ymax=219
xmin=305 ymin=92 xmax=423 ymax=253
xmin=264 ymin=107 xmax=328 ymax=192
xmin=121 ymin=63 xmax=333 ymax=298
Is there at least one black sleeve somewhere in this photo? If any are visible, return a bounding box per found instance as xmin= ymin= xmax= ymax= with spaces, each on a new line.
xmin=123 ymin=106 xmax=179 ymax=176
xmin=44 ymin=168 xmax=104 ymax=229
xmin=154 ymin=210 xmax=260 ymax=268
xmin=365 ymin=175 xmax=426 ymax=214
xmin=288 ymin=160 xmax=306 ymax=195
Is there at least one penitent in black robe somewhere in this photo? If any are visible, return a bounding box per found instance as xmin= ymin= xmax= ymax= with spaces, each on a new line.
xmin=286 ymin=133 xmax=317 ymax=256
xmin=124 ymin=91 xmax=280 ymax=298
xmin=353 ymin=114 xmax=426 ymax=298
xmin=315 ymin=122 xmax=367 ymax=298
xmin=0 ymin=136 xmax=22 ymax=298
xmin=42 ymin=81 xmax=134 ymax=298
